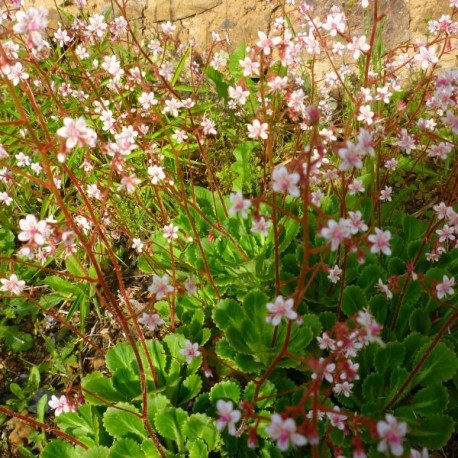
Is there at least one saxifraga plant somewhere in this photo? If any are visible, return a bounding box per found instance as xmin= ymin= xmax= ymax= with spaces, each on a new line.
xmin=0 ymin=0 xmax=457 ymax=457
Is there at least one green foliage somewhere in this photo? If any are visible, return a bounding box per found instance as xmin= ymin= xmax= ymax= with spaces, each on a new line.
xmin=0 ymin=1 xmax=456 ymax=457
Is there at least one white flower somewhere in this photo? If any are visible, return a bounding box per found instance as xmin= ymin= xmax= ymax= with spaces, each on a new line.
xmin=377 ymin=414 xmax=407 ymax=457
xmin=266 ymin=295 xmax=297 ymax=326
xmin=272 ymin=166 xmax=300 ymax=197
xmin=368 ymin=228 xmax=392 ymax=256
xmin=357 ymin=105 xmax=375 ymax=125
xmin=148 ymin=274 xmax=174 ymax=299
xmin=229 ymin=192 xmax=251 ymax=219
xmin=376 ymin=278 xmax=393 ymax=299
xmin=56 ymin=117 xmax=97 ymax=152
xmin=179 ymin=340 xmax=201 ymax=363
xmin=320 ymin=219 xmax=351 ymax=251
xmin=138 ymin=313 xmax=164 ymax=332
xmin=251 ymin=217 xmax=271 ymax=236
xmin=163 ymin=223 xmax=179 ymax=241
xmin=265 ymin=413 xmax=307 ymax=451
xmin=48 ymin=395 xmax=74 ymax=416
xmin=327 ymin=265 xmax=342 ymax=284
xmin=247 ymin=119 xmax=269 ymax=140
xmin=18 ymin=214 xmax=48 ymax=246
xmin=436 ymin=275 xmax=455 ymax=299
xmin=148 ymin=165 xmax=166 ymax=185
xmin=132 ymin=238 xmax=144 ymax=253
xmin=216 ymin=400 xmax=241 ymax=435
xmin=0 ymin=274 xmax=26 ymax=295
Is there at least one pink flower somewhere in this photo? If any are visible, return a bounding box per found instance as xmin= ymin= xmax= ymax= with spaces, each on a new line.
xmin=118 ymin=175 xmax=141 ymax=194
xmin=348 ymin=211 xmax=368 ymax=234
xmin=163 ymin=224 xmax=179 ymax=241
xmin=265 ymin=414 xmax=307 ymax=451
xmin=368 ymin=228 xmax=392 ymax=255
xmin=229 ymin=192 xmax=251 ymax=219
xmin=436 ymin=275 xmax=455 ymax=299
xmin=148 ymin=165 xmax=165 ymax=185
xmin=357 ymin=105 xmax=375 ymax=125
xmin=148 ymin=274 xmax=174 ymax=299
xmin=436 ymin=224 xmax=455 ymax=243
xmin=338 ymin=141 xmax=363 ymax=170
xmin=327 ymin=265 xmax=342 ymax=284
xmin=138 ymin=313 xmax=164 ymax=331
xmin=48 ymin=395 xmax=74 ymax=416
xmin=377 ymin=414 xmax=407 ymax=457
xmin=57 ymin=117 xmax=97 ymax=153
xmin=376 ymin=278 xmax=393 ymax=299
xmin=229 ymin=85 xmax=250 ymax=105
xmin=397 ymin=129 xmax=416 ymax=154
xmin=179 ymin=340 xmax=201 ymax=363
xmin=266 ymin=295 xmax=297 ymax=326
xmin=356 ymin=309 xmax=383 ymax=345
xmin=0 ymin=274 xmax=26 ymax=295
xmin=380 ymin=186 xmax=393 ymax=202
xmin=317 ymin=332 xmax=336 ymax=351
xmin=347 ymin=35 xmax=370 ymax=60
xmin=327 ymin=407 xmax=347 ymax=430
xmin=216 ymin=400 xmax=241 ymax=435
xmin=333 ymin=381 xmax=353 ymax=397
xmin=132 ymin=238 xmax=144 ymax=253
xmin=18 ymin=214 xmax=48 ymax=246
xmin=247 ymin=119 xmax=269 ymax=140
xmin=415 ymin=46 xmax=438 ymax=71
xmin=320 ymin=219 xmax=351 ymax=251
xmin=272 ymin=166 xmax=300 ymax=197
xmin=251 ymin=217 xmax=271 ymax=236
xmin=256 ymin=31 xmax=281 ymax=55
xmin=239 ymin=56 xmax=260 ymax=77
xmin=13 ymin=7 xmax=48 ymax=50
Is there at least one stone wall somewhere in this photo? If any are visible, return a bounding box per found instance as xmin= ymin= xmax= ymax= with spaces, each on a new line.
xmin=24 ymin=0 xmax=453 ymax=53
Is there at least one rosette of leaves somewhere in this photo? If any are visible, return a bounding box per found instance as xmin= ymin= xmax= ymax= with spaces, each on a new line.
xmin=40 ymin=334 xmax=220 ymax=457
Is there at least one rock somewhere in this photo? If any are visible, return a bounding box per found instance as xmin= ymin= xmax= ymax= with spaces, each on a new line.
xmin=21 ymin=0 xmax=455 ymax=57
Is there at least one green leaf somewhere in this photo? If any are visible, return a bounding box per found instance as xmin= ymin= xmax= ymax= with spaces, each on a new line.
xmin=108 ymin=439 xmax=145 ymax=458
xmin=82 ymin=372 xmax=125 ymax=405
xmin=358 ymin=264 xmax=385 ymax=290
xmin=136 ymin=256 xmax=154 ymax=274
xmin=374 ymin=342 xmax=405 ymax=374
xmin=141 ymin=440 xmax=162 ymax=458
xmin=387 ymin=257 xmax=405 ymax=275
xmin=183 ymin=414 xmax=218 ymax=450
xmin=82 ymin=447 xmax=110 ymax=458
xmin=244 ymin=380 xmax=277 ymax=408
xmin=277 ymin=219 xmax=301 ymax=253
xmin=41 ymin=440 xmax=79 ymax=458
xmin=171 ymin=48 xmax=190 ymax=87
xmin=362 ymin=373 xmax=384 ymax=405
xmin=56 ymin=405 xmax=98 ymax=447
xmin=147 ymin=394 xmax=171 ymax=427
xmin=230 ymin=141 xmax=257 ymax=192
xmin=409 ymin=309 xmax=431 ymax=334
xmin=410 ymin=415 xmax=454 ymax=449
xmin=369 ymin=295 xmax=388 ymax=325
xmin=413 ymin=342 xmax=458 ymax=386
xmin=44 ymin=276 xmax=80 ymax=296
xmin=341 ymin=285 xmax=367 ymax=316
xmin=179 ymin=374 xmax=203 ymax=405
xmin=209 ymin=381 xmax=241 ymax=403
xmin=154 ymin=407 xmax=188 ymax=446
xmin=188 ymin=439 xmax=208 ymax=458
xmin=66 ymin=255 xmax=85 ymax=277
xmin=0 ymin=325 xmax=33 ymax=351
xmin=319 ymin=311 xmax=336 ymax=330
xmin=103 ymin=403 xmax=147 ymax=440
xmin=410 ymin=385 xmax=449 ymax=415
xmin=105 ymin=343 xmax=137 ymax=373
